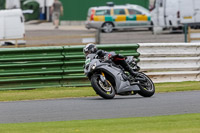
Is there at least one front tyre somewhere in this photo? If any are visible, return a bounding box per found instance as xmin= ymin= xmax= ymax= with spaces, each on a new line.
xmin=91 ymin=74 xmax=115 ymax=99
xmin=137 ymin=72 xmax=155 ymax=97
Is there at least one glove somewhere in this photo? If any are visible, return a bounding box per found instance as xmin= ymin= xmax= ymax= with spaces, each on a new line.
xmin=96 ymin=50 xmax=105 ymax=57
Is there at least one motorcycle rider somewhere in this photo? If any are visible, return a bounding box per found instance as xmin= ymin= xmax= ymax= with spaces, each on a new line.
xmin=83 ymin=43 xmax=138 ymax=77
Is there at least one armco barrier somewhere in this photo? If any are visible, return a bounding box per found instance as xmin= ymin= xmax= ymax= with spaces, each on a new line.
xmin=138 ymin=43 xmax=200 ymax=83
xmin=0 ymin=44 xmax=140 ymax=90
xmin=188 ymin=27 xmax=200 ymax=43
xmin=0 ymin=47 xmax=64 ymax=90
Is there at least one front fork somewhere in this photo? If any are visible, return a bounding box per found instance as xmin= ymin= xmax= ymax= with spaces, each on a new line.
xmin=99 ymin=72 xmax=109 ymax=86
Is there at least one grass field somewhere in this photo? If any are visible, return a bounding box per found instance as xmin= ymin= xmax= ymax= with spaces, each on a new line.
xmin=0 ymin=81 xmax=199 ymax=101
xmin=0 ymin=113 xmax=199 ymax=133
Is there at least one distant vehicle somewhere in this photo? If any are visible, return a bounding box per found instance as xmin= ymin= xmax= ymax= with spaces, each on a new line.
xmin=0 ymin=9 xmax=25 ymax=46
xmin=151 ymin=0 xmax=200 ymax=31
xmin=85 ymin=3 xmax=152 ymax=33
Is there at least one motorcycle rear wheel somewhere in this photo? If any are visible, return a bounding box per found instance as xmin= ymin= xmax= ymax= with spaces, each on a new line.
xmin=136 ymin=72 xmax=155 ymax=97
xmin=91 ymin=74 xmax=115 ymax=99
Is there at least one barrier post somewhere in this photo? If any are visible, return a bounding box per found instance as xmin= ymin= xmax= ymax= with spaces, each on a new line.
xmin=184 ymin=24 xmax=188 ymax=42
xmin=188 ymin=26 xmax=191 ymax=43
xmin=95 ymin=29 xmax=101 ymax=44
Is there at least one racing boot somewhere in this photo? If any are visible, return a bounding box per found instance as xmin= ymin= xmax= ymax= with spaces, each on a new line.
xmin=123 ymin=64 xmax=139 ymax=85
xmin=124 ymin=65 xmax=138 ymax=77
xmin=117 ymin=59 xmax=138 ymax=77
xmin=112 ymin=55 xmax=138 ymax=77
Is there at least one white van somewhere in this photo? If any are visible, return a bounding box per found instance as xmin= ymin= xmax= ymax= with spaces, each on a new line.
xmin=151 ymin=0 xmax=200 ymax=31
xmin=0 ymin=9 xmax=25 ymax=46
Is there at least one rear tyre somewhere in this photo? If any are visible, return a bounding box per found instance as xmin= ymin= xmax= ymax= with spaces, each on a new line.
xmin=136 ymin=72 xmax=155 ymax=97
xmin=91 ymin=74 xmax=115 ymax=99
xmin=102 ymin=22 xmax=114 ymax=33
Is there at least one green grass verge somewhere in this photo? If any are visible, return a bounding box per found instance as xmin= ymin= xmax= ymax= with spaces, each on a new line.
xmin=0 ymin=81 xmax=199 ymax=102
xmin=155 ymin=81 xmax=200 ymax=92
xmin=0 ymin=113 xmax=200 ymax=133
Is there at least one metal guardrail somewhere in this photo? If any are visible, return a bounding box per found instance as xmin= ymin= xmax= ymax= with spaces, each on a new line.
xmin=0 ymin=44 xmax=140 ymax=90
xmin=184 ymin=24 xmax=200 ymax=42
xmin=138 ymin=43 xmax=200 ymax=83
xmin=188 ymin=27 xmax=200 ymax=43
xmin=1 ymin=43 xmax=199 ymax=90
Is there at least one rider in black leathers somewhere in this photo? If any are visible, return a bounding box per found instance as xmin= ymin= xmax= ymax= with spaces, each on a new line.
xmin=83 ymin=43 xmax=137 ymax=77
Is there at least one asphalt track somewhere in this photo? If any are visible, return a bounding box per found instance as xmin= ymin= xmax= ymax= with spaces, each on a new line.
xmin=0 ymin=91 xmax=200 ymax=123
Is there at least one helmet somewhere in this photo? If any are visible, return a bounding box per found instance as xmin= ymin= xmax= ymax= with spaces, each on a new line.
xmin=83 ymin=43 xmax=98 ymax=56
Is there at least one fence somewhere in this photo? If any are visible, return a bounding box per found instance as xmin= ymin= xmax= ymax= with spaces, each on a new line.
xmin=138 ymin=43 xmax=200 ymax=83
xmin=0 ymin=44 xmax=140 ymax=90
xmin=1 ymin=43 xmax=199 ymax=90
xmin=188 ymin=27 xmax=200 ymax=43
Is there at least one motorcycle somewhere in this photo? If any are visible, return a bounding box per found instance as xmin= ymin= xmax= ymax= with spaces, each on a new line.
xmin=84 ymin=53 xmax=155 ymax=99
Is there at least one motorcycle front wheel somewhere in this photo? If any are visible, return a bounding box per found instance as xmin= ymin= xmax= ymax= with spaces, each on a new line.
xmin=91 ymin=74 xmax=115 ymax=99
xmin=136 ymin=72 xmax=155 ymax=97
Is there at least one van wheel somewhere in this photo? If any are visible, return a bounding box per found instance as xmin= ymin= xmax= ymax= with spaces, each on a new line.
xmin=102 ymin=22 xmax=114 ymax=33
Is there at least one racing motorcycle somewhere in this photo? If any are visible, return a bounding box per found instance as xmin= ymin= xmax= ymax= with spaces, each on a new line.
xmin=84 ymin=53 xmax=155 ymax=99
